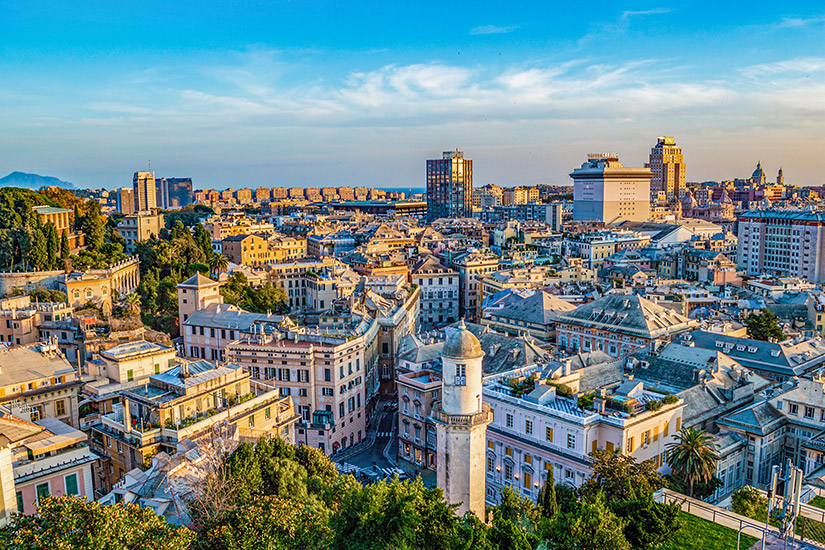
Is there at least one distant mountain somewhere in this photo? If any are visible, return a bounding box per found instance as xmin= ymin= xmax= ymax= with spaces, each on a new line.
xmin=0 ymin=171 xmax=77 ymax=190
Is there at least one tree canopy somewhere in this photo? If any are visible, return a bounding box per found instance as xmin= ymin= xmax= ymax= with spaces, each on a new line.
xmin=744 ymin=308 xmax=784 ymax=341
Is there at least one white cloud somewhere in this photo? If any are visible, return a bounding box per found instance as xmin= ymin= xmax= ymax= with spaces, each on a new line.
xmin=470 ymin=24 xmax=517 ymax=35
xmin=778 ymin=15 xmax=825 ymax=28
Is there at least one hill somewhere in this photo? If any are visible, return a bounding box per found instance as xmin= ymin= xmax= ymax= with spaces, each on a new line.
xmin=0 ymin=171 xmax=77 ymax=190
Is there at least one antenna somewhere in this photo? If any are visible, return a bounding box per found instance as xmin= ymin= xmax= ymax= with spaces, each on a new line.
xmin=148 ymin=160 xmax=151 ymax=171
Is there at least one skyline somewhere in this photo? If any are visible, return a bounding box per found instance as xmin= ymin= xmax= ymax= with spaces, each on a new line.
xmin=2 ymin=2 xmax=825 ymax=189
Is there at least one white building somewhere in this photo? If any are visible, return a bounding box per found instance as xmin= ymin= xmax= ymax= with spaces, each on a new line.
xmin=571 ymin=153 xmax=653 ymax=224
xmin=410 ymin=256 xmax=459 ymax=331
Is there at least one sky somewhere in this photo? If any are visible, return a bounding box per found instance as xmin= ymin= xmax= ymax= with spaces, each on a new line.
xmin=2 ymin=1 xmax=825 ymax=190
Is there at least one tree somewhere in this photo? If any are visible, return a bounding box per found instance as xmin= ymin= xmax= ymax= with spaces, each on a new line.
xmin=610 ymin=486 xmax=680 ymax=548
xmin=60 ymin=229 xmax=70 ymax=259
xmin=196 ymin=495 xmax=333 ymax=550
xmin=666 ymin=428 xmax=719 ymax=498
xmin=580 ymin=450 xmax=666 ymax=503
xmin=537 ymin=470 xmax=559 ymax=519
xmin=210 ymin=253 xmax=229 ymax=277
xmin=82 ymin=199 xmax=105 ymax=252
xmin=28 ymin=227 xmax=48 ymax=271
xmin=193 ymin=223 xmax=214 ymax=263
xmin=0 ymin=495 xmax=194 ymax=549
xmin=44 ymin=222 xmax=59 ymax=269
xmin=731 ymin=486 xmax=769 ymax=521
xmin=123 ymin=293 xmax=141 ymax=315
xmin=744 ymin=308 xmax=784 ymax=341
xmin=543 ymin=492 xmax=631 ymax=550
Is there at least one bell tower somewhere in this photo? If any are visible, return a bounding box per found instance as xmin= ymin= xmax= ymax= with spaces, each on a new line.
xmin=433 ymin=320 xmax=491 ymax=518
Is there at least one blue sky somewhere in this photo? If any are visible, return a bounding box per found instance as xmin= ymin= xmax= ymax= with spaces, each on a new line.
xmin=2 ymin=1 xmax=825 ymax=189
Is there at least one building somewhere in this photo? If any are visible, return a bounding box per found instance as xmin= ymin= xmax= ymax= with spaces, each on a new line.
xmin=427 ymin=150 xmax=473 ymax=223
xmin=324 ymin=200 xmax=428 ymax=219
xmin=306 ymin=231 xmax=356 ymax=257
xmin=59 ymin=257 xmax=141 ymax=315
xmin=255 ymin=187 xmax=271 ymax=203
xmin=117 ymin=211 xmax=164 ymax=253
xmin=117 ymin=187 xmax=135 ymax=215
xmin=226 ymin=310 xmax=380 ymax=455
xmin=645 ymin=136 xmax=686 ymax=201
xmin=236 ymin=188 xmax=253 ymax=204
xmin=481 ymin=290 xmax=576 ymax=342
xmin=0 ymin=342 xmax=82 ymax=428
xmin=32 ymin=206 xmax=73 ymax=236
xmin=432 ymin=320 xmax=491 ymax=519
xmin=181 ymin=304 xmax=275 ymax=361
xmin=0 ymin=413 xmax=44 ymax=526
xmin=450 ymin=251 xmax=500 ymax=320
xmin=156 ymin=178 xmax=193 ymax=209
xmin=222 ymin=234 xmax=273 ymax=267
xmin=132 ymin=171 xmax=157 ymax=211
xmin=90 ymin=360 xmax=298 ymax=492
xmin=12 ymin=417 xmax=98 ymax=514
xmin=555 ymin=294 xmax=696 ymax=358
xmin=571 ymin=153 xmax=652 ymax=224
xmin=737 ymin=210 xmax=825 ymax=282
xmin=177 ymin=272 xmax=223 ymax=329
xmin=502 ymin=186 xmax=539 ymax=206
xmin=410 ymin=256 xmax=459 ymax=332
xmin=0 ymin=295 xmax=73 ymax=347
xmin=268 ymin=235 xmax=307 ymax=262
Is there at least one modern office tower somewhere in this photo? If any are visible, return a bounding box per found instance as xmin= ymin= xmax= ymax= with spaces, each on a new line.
xmin=571 ymin=153 xmax=652 ymax=224
xmin=117 ymin=187 xmax=135 ymax=215
xmin=738 ymin=210 xmax=825 ymax=282
xmin=645 ymin=136 xmax=686 ymax=201
xmin=133 ymin=171 xmax=157 ymax=211
xmin=427 ymin=149 xmax=473 ymax=222
xmin=156 ymin=177 xmax=194 ymax=209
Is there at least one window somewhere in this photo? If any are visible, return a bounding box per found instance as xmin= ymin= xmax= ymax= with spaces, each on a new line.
xmin=456 ymin=364 xmax=466 ymax=386
xmin=806 ymin=407 xmax=815 ymax=419
xmin=523 ymin=472 xmax=532 ymax=489
xmin=506 ymin=447 xmax=513 ymax=457
xmin=16 ymin=491 xmax=24 ymax=513
xmin=567 ymin=433 xmax=576 ymax=450
xmin=627 ymin=436 xmax=635 ymax=453
xmin=505 ymin=463 xmax=513 ymax=480
xmin=65 ymin=473 xmax=79 ymax=496
xmin=525 ymin=419 xmax=533 ymax=435
xmin=248 ymin=416 xmax=255 ymax=428
xmin=265 ymin=407 xmax=271 ymax=420
xmin=789 ymin=403 xmax=799 ymax=415
xmin=487 ymin=456 xmax=495 ymax=473
xmin=643 ymin=430 xmax=650 ymax=447
xmin=324 ymin=369 xmax=331 ymax=382
xmin=126 ymin=369 xmax=134 ymax=382
xmin=35 ymin=483 xmax=49 ymax=503
xmin=524 ymin=455 xmax=532 ymax=465
xmin=545 ymin=427 xmax=553 ymax=443
xmin=154 ymin=364 xmax=160 ymax=375
xmin=506 ymin=413 xmax=514 ymax=428
xmin=55 ymin=400 xmax=66 ymax=417
xmin=488 ymin=440 xmax=494 ymax=449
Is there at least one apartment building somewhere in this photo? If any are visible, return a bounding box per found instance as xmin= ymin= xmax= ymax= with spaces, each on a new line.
xmin=269 ymin=235 xmax=307 ymax=261
xmin=226 ymin=311 xmax=380 ymax=455
xmin=268 ymin=257 xmax=346 ymax=310
xmin=0 ymin=295 xmax=73 ymax=346
xmin=222 ymin=234 xmax=273 ymax=267
xmin=410 ymin=256 xmax=459 ymax=332
xmin=0 ymin=342 xmax=82 ymax=428
xmin=451 ymin=251 xmax=500 ymax=320
xmin=117 ymin=210 xmax=164 ymax=253
xmin=181 ymin=304 xmax=275 ymax=361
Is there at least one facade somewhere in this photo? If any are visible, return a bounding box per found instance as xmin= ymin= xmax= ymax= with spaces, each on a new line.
xmin=117 ymin=211 xmax=164 ymax=253
xmin=117 ymin=187 xmax=135 ymax=215
xmin=645 ymin=136 xmax=686 ymax=201
xmin=12 ymin=417 xmax=97 ymax=514
xmin=737 ymin=210 xmax=825 ymax=282
xmin=181 ymin=303 xmax=273 ymax=361
xmin=555 ymin=294 xmax=696 ymax=358
xmin=0 ymin=342 xmax=82 ymax=428
xmin=222 ymin=234 xmax=273 ymax=267
xmin=502 ymin=186 xmax=539 ymax=206
xmin=226 ymin=312 xmax=380 ymax=455
xmin=132 ymin=171 xmax=157 ymax=211
xmin=177 ymin=272 xmax=223 ymax=329
xmin=410 ymin=256 xmax=459 ymax=332
xmin=451 ymin=251 xmax=500 ymax=320
xmin=0 ymin=414 xmax=44 ymax=526
xmin=31 ymin=206 xmax=73 ymax=235
xmin=432 ymin=321 xmax=491 ymax=519
xmin=427 ymin=150 xmax=473 ymax=223
xmin=269 ymin=235 xmax=307 ymax=261
xmin=0 ymin=295 xmax=73 ymax=347
xmin=156 ymin=177 xmax=193 ymax=209
xmin=571 ymin=153 xmax=653 ymax=224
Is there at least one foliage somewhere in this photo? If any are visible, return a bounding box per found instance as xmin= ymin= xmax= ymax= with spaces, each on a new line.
xmin=576 ymin=394 xmax=594 ymax=410
xmin=543 ymin=492 xmax=631 ymax=550
xmin=666 ymin=474 xmax=723 ymax=500
xmin=164 ymin=205 xmax=213 ymax=229
xmin=666 ymin=428 xmax=719 ymax=498
xmin=610 ymin=487 xmax=680 ymax=547
xmin=220 ymin=272 xmax=289 ymax=314
xmin=537 ymin=470 xmax=559 ymax=519
xmin=8 ymin=285 xmax=67 ymax=303
xmin=663 ymin=394 xmax=680 ymax=405
xmin=506 ymin=374 xmax=538 ymax=397
xmin=645 ymin=400 xmax=663 ymax=411
xmin=196 ymin=495 xmax=332 ymax=550
xmin=744 ymin=308 xmax=784 ymax=341
xmin=581 ymin=450 xmax=667 ymax=503
xmin=554 ymin=484 xmax=578 ymax=514
xmin=0 ymin=495 xmax=194 ymax=550
xmin=547 ymin=382 xmax=572 ymax=397
xmin=731 ymin=486 xmax=769 ymax=520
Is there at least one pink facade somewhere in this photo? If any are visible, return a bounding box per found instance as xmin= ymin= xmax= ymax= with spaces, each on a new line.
xmin=15 ymin=463 xmax=92 ymax=515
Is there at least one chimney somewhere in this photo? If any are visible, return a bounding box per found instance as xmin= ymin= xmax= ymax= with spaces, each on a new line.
xmin=123 ymin=396 xmax=131 ymax=434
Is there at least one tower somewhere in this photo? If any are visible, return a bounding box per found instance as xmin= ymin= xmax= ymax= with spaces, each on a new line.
xmin=645 ymin=136 xmax=686 ymax=201
xmin=433 ymin=320 xmax=491 ymax=518
xmin=176 ymin=273 xmax=223 ymax=343
xmin=777 ymin=168 xmax=785 ymax=186
xmin=426 ymin=150 xmax=473 ymax=223
xmin=133 ymin=170 xmax=157 ymax=211
xmin=571 ymin=153 xmax=652 ymax=224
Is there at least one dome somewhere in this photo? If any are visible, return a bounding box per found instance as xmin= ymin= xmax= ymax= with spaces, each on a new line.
xmin=752 ymin=161 xmax=764 ymax=178
xmin=442 ymin=319 xmax=484 ymax=359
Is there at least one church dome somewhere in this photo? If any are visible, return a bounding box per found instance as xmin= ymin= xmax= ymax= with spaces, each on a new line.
xmin=442 ymin=319 xmax=484 ymax=359
xmin=720 ymin=189 xmax=733 ymax=205
xmin=682 ymin=191 xmax=697 ymax=207
xmin=752 ymin=161 xmax=764 ymax=178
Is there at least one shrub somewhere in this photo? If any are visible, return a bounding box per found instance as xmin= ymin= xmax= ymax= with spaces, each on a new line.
xmin=731 ymin=486 xmax=768 ymax=520
xmin=645 ymin=400 xmax=663 ymax=411
xmin=663 ymin=394 xmax=679 ymax=405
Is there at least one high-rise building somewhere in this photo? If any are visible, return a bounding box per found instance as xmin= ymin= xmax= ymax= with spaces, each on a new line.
xmin=433 ymin=321 xmax=491 ymax=519
xmin=156 ymin=177 xmax=194 ymax=209
xmin=132 ymin=171 xmax=157 ymax=211
xmin=645 ymin=136 xmax=686 ymax=201
xmin=571 ymin=153 xmax=652 ymax=224
xmin=117 ymin=187 xmax=135 ymax=215
xmin=427 ymin=150 xmax=473 ymax=222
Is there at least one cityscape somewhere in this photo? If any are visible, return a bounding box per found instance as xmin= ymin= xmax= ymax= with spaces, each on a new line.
xmin=4 ymin=3 xmax=825 ymax=550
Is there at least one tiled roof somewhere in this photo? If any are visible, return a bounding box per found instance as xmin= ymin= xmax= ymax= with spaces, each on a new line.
xmin=557 ymin=293 xmax=694 ymax=338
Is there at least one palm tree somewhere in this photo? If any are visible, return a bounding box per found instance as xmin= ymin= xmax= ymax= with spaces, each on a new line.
xmin=123 ymin=293 xmax=141 ymax=315
xmin=666 ymin=427 xmax=719 ymax=498
xmin=210 ymin=253 xmax=229 ymax=278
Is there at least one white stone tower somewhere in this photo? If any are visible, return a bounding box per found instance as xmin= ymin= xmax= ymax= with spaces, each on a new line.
xmin=434 ymin=320 xmax=491 ymax=518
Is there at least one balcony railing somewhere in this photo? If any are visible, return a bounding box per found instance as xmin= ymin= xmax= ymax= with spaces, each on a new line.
xmin=431 ymin=403 xmax=492 ymax=427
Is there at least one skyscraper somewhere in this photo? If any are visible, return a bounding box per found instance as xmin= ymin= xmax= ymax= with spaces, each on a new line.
xmin=156 ymin=177 xmax=194 ymax=209
xmin=133 ymin=171 xmax=157 ymax=211
xmin=571 ymin=153 xmax=652 ymax=223
xmin=426 ymin=150 xmax=472 ymax=222
xmin=645 ymin=136 xmax=686 ymax=201
xmin=117 ymin=187 xmax=135 ymax=215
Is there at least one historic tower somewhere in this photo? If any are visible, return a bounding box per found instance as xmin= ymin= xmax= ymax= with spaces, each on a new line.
xmin=434 ymin=320 xmax=491 ymax=518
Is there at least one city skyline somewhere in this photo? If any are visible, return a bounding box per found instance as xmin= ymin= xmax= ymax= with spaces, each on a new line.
xmin=2 ymin=2 xmax=825 ymax=189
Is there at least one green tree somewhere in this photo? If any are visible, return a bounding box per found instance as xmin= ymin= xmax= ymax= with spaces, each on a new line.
xmin=193 ymin=223 xmax=214 ymax=263
xmin=60 ymin=228 xmax=70 ymax=259
xmin=537 ymin=470 xmax=559 ymax=519
xmin=196 ymin=495 xmax=332 ymax=550
xmin=610 ymin=486 xmax=680 ymax=548
xmin=82 ymin=199 xmax=105 ymax=252
xmin=0 ymin=495 xmax=194 ymax=550
xmin=543 ymin=492 xmax=631 ymax=550
xmin=124 ymin=292 xmax=142 ymax=315
xmin=731 ymin=486 xmax=769 ymax=521
xmin=28 ymin=227 xmax=48 ymax=271
xmin=210 ymin=253 xmax=229 ymax=277
xmin=580 ymin=450 xmax=666 ymax=503
xmin=666 ymin=428 xmax=719 ymax=498
xmin=44 ymin=222 xmax=59 ymax=269
xmin=171 ymin=219 xmax=187 ymax=239
xmin=744 ymin=308 xmax=784 ymax=341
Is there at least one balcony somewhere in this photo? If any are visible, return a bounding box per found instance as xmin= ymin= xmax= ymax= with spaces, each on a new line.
xmin=430 ymin=403 xmax=493 ymax=427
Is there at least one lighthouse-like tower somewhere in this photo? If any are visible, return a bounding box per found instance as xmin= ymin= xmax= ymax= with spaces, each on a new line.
xmin=434 ymin=320 xmax=491 ymax=518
